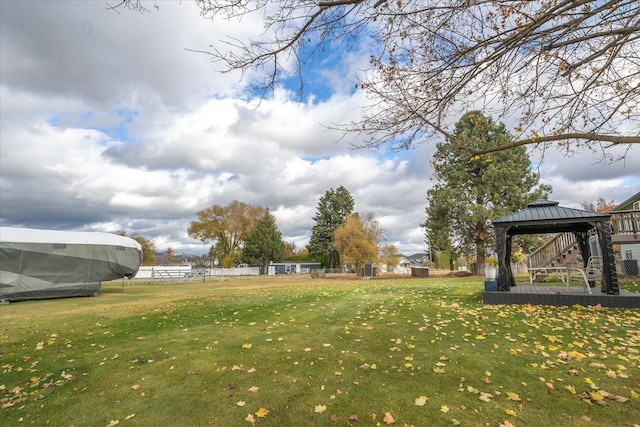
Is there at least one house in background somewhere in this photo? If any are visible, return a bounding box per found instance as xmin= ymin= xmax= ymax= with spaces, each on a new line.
xmin=611 ymin=192 xmax=640 ymax=276
xmin=402 ymin=253 xmax=429 ymax=266
xmin=387 ymin=253 xmax=428 ymax=275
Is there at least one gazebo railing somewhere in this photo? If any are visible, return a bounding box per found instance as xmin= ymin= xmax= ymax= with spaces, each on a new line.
xmin=528 ymin=232 xmax=578 ymax=270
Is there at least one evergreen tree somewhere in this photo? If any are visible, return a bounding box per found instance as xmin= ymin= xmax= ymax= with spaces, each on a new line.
xmin=307 ymin=186 xmax=354 ymax=268
xmin=242 ymin=210 xmax=284 ymax=269
xmin=424 ymin=111 xmax=551 ymax=274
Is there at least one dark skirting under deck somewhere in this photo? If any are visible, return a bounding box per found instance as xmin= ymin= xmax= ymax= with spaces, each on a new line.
xmin=483 ymin=285 xmax=640 ymax=308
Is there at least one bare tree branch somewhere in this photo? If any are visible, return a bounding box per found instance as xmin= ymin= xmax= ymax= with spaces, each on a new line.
xmin=112 ymin=0 xmax=640 ymax=160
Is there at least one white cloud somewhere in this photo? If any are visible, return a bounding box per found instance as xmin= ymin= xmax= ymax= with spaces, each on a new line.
xmin=1 ymin=1 xmax=638 ymax=258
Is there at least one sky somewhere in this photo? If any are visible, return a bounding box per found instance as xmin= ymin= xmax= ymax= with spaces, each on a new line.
xmin=1 ymin=1 xmax=639 ymax=257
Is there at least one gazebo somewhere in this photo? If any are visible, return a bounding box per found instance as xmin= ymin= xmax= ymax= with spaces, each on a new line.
xmin=492 ymin=200 xmax=619 ymax=295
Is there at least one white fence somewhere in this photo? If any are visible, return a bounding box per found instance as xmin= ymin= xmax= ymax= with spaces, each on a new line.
xmin=134 ymin=265 xmax=261 ymax=282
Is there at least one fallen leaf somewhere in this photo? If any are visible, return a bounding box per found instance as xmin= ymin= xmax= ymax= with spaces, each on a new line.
xmin=236 ymin=401 xmax=246 ymax=407
xmin=314 ymin=405 xmax=327 ymax=414
xmin=479 ymin=392 xmax=493 ymax=402
xmin=440 ymin=405 xmax=450 ymax=413
xmin=255 ymin=407 xmax=269 ymax=418
xmin=383 ymin=411 xmax=395 ymax=424
xmin=245 ymin=414 xmax=256 ymax=425
xmin=506 ymin=392 xmax=521 ymax=401
xmin=414 ymin=395 xmax=428 ymax=406
xmin=248 ymin=386 xmax=259 ymax=393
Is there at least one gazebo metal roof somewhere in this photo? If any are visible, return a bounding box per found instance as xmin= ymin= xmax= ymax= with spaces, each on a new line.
xmin=493 ymin=200 xmax=611 ymax=234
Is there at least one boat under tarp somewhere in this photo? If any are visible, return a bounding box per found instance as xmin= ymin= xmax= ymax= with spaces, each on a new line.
xmin=0 ymin=227 xmax=142 ymax=302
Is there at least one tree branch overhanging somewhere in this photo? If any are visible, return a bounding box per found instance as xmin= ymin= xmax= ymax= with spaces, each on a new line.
xmin=459 ymin=134 xmax=640 ymax=157
xmin=113 ymin=0 xmax=640 ymax=161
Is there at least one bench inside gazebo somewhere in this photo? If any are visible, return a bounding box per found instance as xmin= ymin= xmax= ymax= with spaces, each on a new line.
xmin=483 ymin=200 xmax=640 ymax=308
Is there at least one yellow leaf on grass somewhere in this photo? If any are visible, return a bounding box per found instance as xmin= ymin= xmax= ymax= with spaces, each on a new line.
xmin=242 ymin=343 xmax=252 ymax=349
xmin=255 ymin=407 xmax=269 ymax=418
xmin=505 ymin=409 xmax=517 ymax=417
xmin=248 ymin=386 xmax=259 ymax=393
xmin=630 ymin=390 xmax=639 ymax=399
xmin=479 ymin=392 xmax=493 ymax=402
xmin=565 ymin=385 xmax=577 ymax=395
xmin=506 ymin=392 xmax=521 ymax=401
xmin=314 ymin=405 xmax=327 ymax=414
xmin=440 ymin=405 xmax=450 ymax=413
xmin=236 ymin=401 xmax=246 ymax=407
xmin=245 ymin=414 xmax=256 ymax=425
xmin=383 ymin=411 xmax=395 ymax=424
xmin=414 ymin=395 xmax=428 ymax=406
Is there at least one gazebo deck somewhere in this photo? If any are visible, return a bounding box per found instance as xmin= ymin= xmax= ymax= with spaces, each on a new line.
xmin=484 ymin=285 xmax=640 ymax=308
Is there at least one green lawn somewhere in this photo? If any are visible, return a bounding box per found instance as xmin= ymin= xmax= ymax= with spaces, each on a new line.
xmin=1 ymin=276 xmax=639 ymax=426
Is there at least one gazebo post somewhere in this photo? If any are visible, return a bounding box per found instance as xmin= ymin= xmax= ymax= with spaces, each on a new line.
xmin=598 ymin=221 xmax=619 ymax=295
xmin=496 ymin=226 xmax=512 ymax=291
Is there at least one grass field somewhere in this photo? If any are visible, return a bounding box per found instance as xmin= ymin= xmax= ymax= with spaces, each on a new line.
xmin=1 ymin=276 xmax=639 ymax=426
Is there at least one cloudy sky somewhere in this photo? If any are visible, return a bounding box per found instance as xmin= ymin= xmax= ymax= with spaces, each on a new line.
xmin=1 ymin=1 xmax=638 ymax=256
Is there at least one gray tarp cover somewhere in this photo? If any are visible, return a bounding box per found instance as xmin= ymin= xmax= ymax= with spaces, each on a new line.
xmin=0 ymin=227 xmax=143 ymax=301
